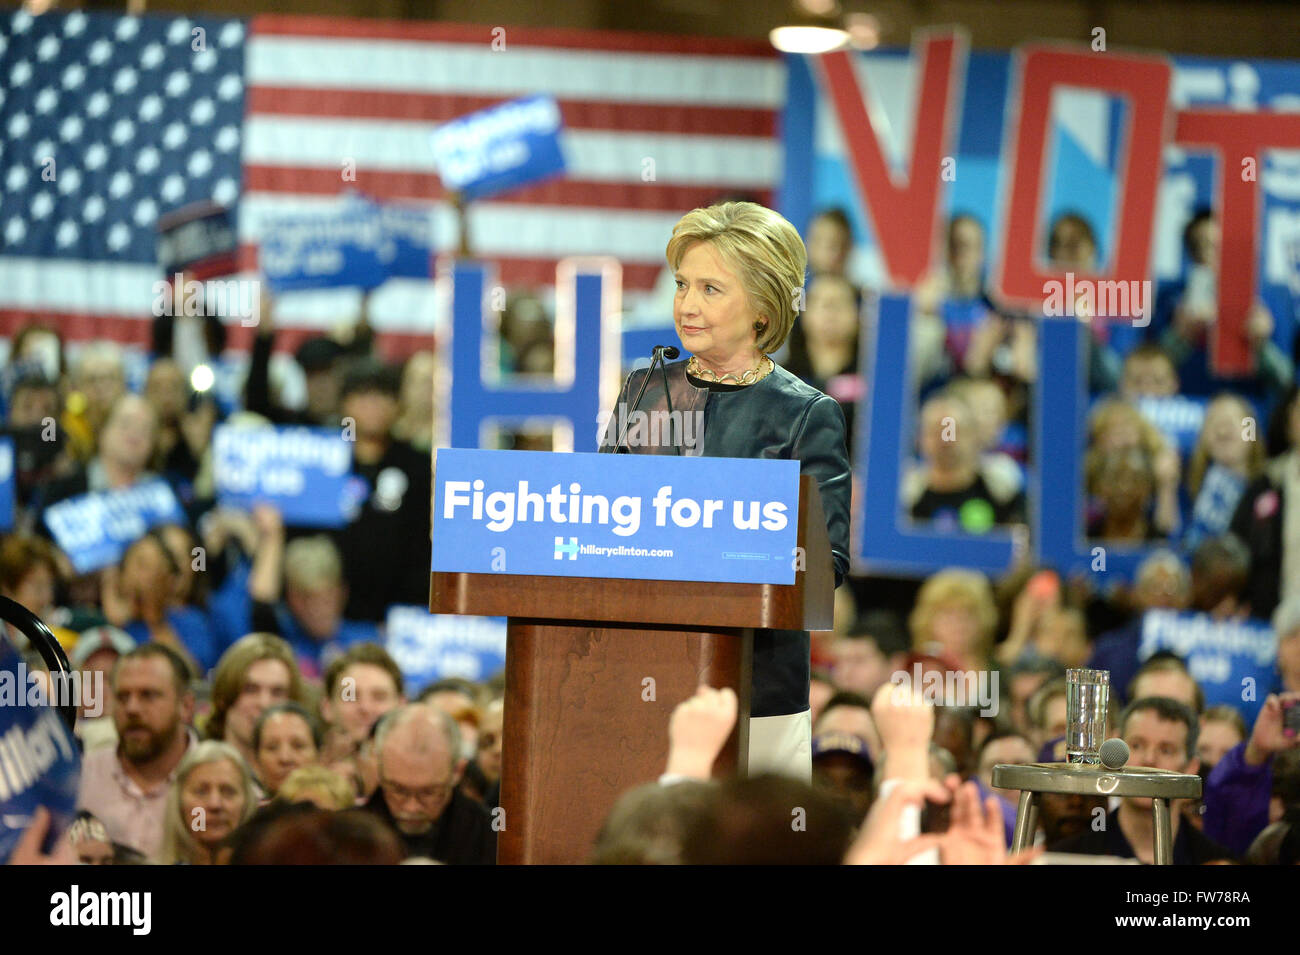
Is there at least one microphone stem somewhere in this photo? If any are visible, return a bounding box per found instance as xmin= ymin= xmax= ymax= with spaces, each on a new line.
xmin=616 ymin=347 xmax=665 ymax=453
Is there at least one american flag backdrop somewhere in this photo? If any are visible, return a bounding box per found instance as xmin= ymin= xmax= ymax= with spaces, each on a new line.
xmin=1 ymin=9 xmax=784 ymax=359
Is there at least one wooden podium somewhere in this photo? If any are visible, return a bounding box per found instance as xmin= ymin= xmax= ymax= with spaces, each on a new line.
xmin=429 ymin=475 xmax=834 ymax=864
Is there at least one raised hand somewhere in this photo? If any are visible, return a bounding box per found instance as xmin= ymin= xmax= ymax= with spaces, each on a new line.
xmin=664 ymin=685 xmax=739 ymax=779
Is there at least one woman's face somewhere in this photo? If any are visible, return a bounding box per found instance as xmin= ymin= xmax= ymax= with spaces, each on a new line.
xmin=1097 ymin=415 xmax=1142 ymax=454
xmin=121 ymin=537 xmax=173 ymax=600
xmin=802 ymin=276 xmax=858 ymax=348
xmin=100 ymin=397 xmax=156 ymax=471
xmin=400 ymin=351 xmax=435 ymax=416
xmin=1203 ymin=398 xmax=1251 ymax=469
xmin=256 ymin=712 xmax=318 ymax=794
xmin=919 ymin=399 xmax=976 ymax=469
xmin=8 ymin=564 xmax=55 ymax=618
xmin=181 ymin=759 xmax=246 ymax=847
xmin=928 ymin=604 xmax=979 ymax=660
xmin=1100 ymin=453 xmax=1152 ymax=511
xmin=674 ymin=241 xmax=764 ymax=368
xmin=159 ymin=525 xmax=196 ymax=602
xmin=948 ymin=218 xmax=984 ymax=276
xmin=807 ymin=217 xmax=851 ymax=275
xmin=145 ymin=360 xmax=187 ymax=422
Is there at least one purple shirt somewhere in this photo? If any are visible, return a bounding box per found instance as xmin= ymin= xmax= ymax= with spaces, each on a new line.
xmin=1203 ymin=741 xmax=1272 ymax=857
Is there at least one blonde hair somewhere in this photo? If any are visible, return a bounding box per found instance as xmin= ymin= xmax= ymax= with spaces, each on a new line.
xmin=278 ymin=764 xmax=357 ymax=810
xmin=908 ymin=568 xmax=998 ymax=661
xmin=1186 ymin=392 xmax=1265 ymax=497
xmin=284 ymin=535 xmax=343 ymax=591
xmin=665 ymin=202 xmax=807 ymax=353
xmin=159 ymin=740 xmax=257 ymax=864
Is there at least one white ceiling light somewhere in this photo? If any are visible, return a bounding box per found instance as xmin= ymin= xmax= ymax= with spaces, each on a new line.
xmin=770 ymin=24 xmax=850 ymax=54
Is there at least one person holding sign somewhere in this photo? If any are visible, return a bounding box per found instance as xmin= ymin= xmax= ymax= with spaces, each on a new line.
xmin=600 ymin=201 xmax=852 ymax=780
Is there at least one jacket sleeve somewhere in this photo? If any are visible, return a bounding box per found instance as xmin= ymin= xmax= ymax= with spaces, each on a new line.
xmin=1202 ymin=740 xmax=1274 ymax=857
xmin=791 ymin=394 xmax=852 ymax=587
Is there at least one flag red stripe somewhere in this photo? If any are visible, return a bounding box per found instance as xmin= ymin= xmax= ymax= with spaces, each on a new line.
xmin=0 ymin=310 xmax=435 ymax=362
xmin=242 ymin=166 xmax=772 ymax=213
xmin=234 ymin=244 xmax=665 ymax=290
xmin=246 ymin=87 xmax=776 ymax=137
xmin=249 ymin=14 xmax=778 ymax=58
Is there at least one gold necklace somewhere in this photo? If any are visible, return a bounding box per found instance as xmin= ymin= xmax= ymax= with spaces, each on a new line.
xmin=688 ymin=355 xmax=773 ymax=386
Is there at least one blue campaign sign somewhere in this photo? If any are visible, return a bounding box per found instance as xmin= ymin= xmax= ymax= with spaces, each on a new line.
xmin=0 ymin=637 xmax=80 ymax=863
xmin=1132 ymin=395 xmax=1207 ymax=455
xmin=212 ymin=425 xmax=369 ymax=528
xmin=432 ymin=449 xmax=801 ymax=584
xmin=0 ymin=437 xmax=14 ymax=532
xmin=260 ymin=200 xmax=387 ymax=293
xmin=43 ymin=479 xmax=185 ymax=574
xmin=1138 ymin=609 xmax=1278 ymax=722
xmin=385 ymin=605 xmax=507 ymax=693
xmin=260 ymin=194 xmax=431 ymax=293
xmin=432 ymin=95 xmax=567 ymax=200
xmin=375 ymin=200 xmax=433 ymax=280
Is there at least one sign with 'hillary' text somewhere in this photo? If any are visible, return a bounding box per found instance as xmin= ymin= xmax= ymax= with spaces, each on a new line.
xmin=432 ymin=449 xmax=800 ymax=584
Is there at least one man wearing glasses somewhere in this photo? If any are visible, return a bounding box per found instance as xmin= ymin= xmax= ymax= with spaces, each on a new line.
xmin=364 ymin=704 xmax=496 ymax=864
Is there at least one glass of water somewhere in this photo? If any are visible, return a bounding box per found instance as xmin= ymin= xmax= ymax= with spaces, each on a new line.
xmin=1065 ymin=668 xmax=1109 ymax=765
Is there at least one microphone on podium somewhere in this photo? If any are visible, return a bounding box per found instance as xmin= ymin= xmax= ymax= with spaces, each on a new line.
xmin=614 ymin=345 xmax=680 ymax=453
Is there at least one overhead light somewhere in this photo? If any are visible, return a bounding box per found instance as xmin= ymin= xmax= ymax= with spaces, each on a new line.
xmin=845 ymin=12 xmax=881 ymax=50
xmin=770 ymin=25 xmax=850 ymax=54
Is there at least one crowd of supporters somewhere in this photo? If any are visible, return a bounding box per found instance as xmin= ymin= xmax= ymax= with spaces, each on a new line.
xmin=2 ymin=199 xmax=1299 ymax=864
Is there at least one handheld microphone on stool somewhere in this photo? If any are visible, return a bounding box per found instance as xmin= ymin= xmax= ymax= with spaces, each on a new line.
xmin=1099 ymin=737 xmax=1130 ymax=770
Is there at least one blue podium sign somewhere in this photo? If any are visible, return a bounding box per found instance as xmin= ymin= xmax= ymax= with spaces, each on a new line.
xmin=213 ymin=425 xmax=368 ymax=528
xmin=432 ymin=449 xmax=800 ymax=584
xmin=43 ymin=478 xmax=185 ymax=574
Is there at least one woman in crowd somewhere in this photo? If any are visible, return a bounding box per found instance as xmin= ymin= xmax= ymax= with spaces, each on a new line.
xmin=40 ymin=392 xmax=160 ymax=517
xmin=1183 ymin=392 xmax=1266 ymax=550
xmin=907 ymin=568 xmax=998 ymax=672
xmin=253 ymin=702 xmax=323 ymax=799
xmin=101 ymin=529 xmax=219 ymax=674
xmin=1085 ymin=398 xmax=1181 ymax=538
xmin=1231 ymin=389 xmax=1300 ymax=620
xmin=159 ymin=741 xmax=258 ymax=865
xmin=783 ymin=272 xmax=864 ymax=441
xmin=0 ymin=533 xmax=77 ymax=650
xmin=600 ymin=201 xmax=852 ymax=779
xmin=393 ymin=349 xmax=435 ymax=454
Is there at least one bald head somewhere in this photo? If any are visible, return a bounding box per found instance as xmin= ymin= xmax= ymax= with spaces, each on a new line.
xmin=374 ymin=705 xmax=465 ymax=835
xmin=376 ymin=704 xmax=460 ymax=771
